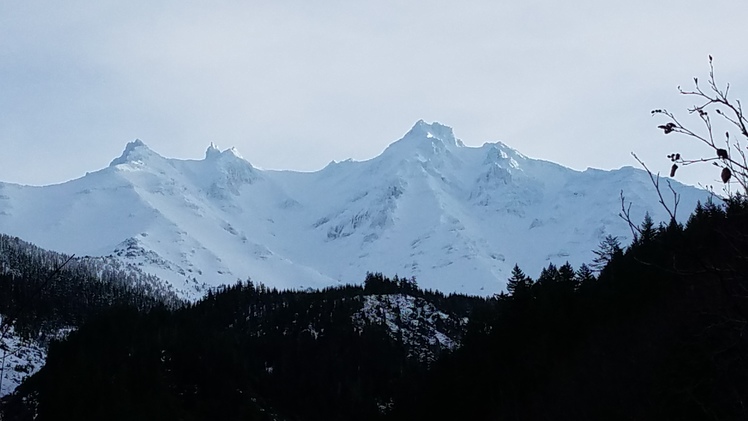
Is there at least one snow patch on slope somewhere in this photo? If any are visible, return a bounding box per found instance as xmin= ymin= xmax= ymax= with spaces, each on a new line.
xmin=0 ymin=317 xmax=71 ymax=397
xmin=353 ymin=294 xmax=467 ymax=362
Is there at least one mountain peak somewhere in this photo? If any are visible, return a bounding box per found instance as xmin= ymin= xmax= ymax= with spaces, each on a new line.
xmin=383 ymin=121 xmax=464 ymax=160
xmin=225 ymin=147 xmax=243 ymax=159
xmin=204 ymin=143 xmax=245 ymax=161
xmin=109 ymin=139 xmax=157 ymax=167
xmin=205 ymin=142 xmax=221 ymax=159
xmin=404 ymin=120 xmax=460 ymax=146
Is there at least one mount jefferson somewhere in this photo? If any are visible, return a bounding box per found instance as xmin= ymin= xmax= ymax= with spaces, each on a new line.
xmin=0 ymin=121 xmax=707 ymax=298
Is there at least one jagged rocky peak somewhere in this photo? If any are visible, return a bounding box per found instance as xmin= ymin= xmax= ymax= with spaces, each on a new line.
xmin=109 ymin=139 xmax=159 ymax=167
xmin=406 ymin=120 xmax=460 ymax=144
xmin=482 ymin=142 xmax=522 ymax=169
xmin=203 ymin=144 xmax=259 ymax=198
xmin=204 ymin=142 xmax=247 ymax=162
xmin=205 ymin=142 xmax=221 ymax=159
xmin=407 ymin=120 xmax=466 ymax=148
xmin=384 ymin=120 xmax=465 ymax=159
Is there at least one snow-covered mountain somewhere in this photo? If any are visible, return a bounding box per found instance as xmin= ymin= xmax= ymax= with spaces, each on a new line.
xmin=0 ymin=121 xmax=707 ymax=298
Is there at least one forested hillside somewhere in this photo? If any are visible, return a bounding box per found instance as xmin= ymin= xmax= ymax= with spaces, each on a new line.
xmin=0 ymin=234 xmax=184 ymax=396
xmin=0 ymin=234 xmax=182 ymax=339
xmin=1 ymin=275 xmax=487 ymax=420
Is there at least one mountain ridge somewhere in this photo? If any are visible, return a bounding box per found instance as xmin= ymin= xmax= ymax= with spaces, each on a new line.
xmin=0 ymin=121 xmax=709 ymax=298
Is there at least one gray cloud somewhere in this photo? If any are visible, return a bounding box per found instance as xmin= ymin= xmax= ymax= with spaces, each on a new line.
xmin=1 ymin=0 xmax=747 ymax=189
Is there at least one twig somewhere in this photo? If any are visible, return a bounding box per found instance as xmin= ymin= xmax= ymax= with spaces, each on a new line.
xmin=619 ymin=190 xmax=642 ymax=240
xmin=631 ymin=153 xmax=677 ymax=223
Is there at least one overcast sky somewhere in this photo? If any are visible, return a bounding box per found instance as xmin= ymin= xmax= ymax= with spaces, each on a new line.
xmin=1 ymin=1 xmax=747 ymax=188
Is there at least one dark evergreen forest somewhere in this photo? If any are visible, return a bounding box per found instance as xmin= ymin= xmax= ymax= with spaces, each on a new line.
xmin=2 ymin=195 xmax=748 ymax=420
xmin=0 ymin=234 xmax=182 ymax=341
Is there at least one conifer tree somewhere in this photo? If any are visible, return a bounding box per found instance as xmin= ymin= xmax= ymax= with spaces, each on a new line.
xmin=575 ymin=263 xmax=596 ymax=285
xmin=505 ymin=265 xmax=533 ymax=298
xmin=639 ymin=212 xmax=656 ymax=244
xmin=558 ymin=262 xmax=579 ymax=291
xmin=537 ymin=263 xmax=560 ymax=286
xmin=591 ymin=235 xmax=623 ymax=272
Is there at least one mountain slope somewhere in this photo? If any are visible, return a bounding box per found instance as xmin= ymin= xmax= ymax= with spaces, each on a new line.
xmin=0 ymin=121 xmax=708 ymax=297
xmin=0 ymin=233 xmax=182 ymax=396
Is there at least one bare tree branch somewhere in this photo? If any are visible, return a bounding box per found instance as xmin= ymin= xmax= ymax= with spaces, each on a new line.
xmin=631 ymin=152 xmax=678 ymax=223
xmin=654 ymin=57 xmax=748 ymax=196
xmin=619 ymin=190 xmax=642 ymax=240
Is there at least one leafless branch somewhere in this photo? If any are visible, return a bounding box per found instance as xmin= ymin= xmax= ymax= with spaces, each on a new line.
xmin=654 ymin=57 xmax=748 ymax=196
xmin=619 ymin=190 xmax=642 ymax=240
xmin=631 ymin=153 xmax=678 ymax=223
